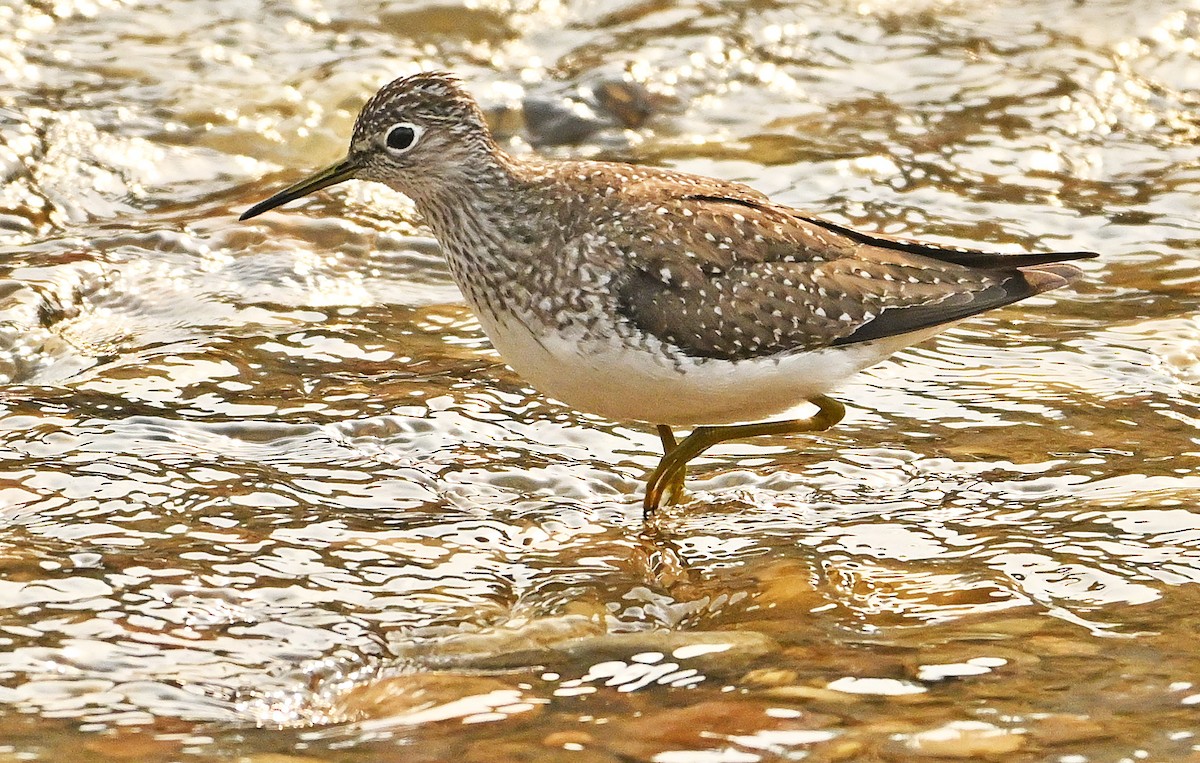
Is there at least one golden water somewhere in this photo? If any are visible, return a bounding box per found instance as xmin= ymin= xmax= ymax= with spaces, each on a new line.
xmin=1 ymin=0 xmax=1199 ymax=760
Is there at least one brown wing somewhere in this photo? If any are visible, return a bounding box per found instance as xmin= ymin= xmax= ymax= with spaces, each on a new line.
xmin=612 ymin=189 xmax=1094 ymax=362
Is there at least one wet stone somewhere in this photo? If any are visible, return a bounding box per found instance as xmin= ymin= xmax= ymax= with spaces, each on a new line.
xmin=741 ymin=667 xmax=800 ymax=687
xmin=1025 ymin=634 xmax=1104 ymax=657
xmin=379 ymin=3 xmax=514 ymax=42
xmin=328 ymin=673 xmax=539 ymax=725
xmin=762 ymin=684 xmax=863 ymax=704
xmin=551 ymin=629 xmax=781 ymax=674
xmin=960 ymin=616 xmax=1051 ymax=638
xmin=542 ymin=730 xmax=595 ymax=748
xmin=905 ymin=643 xmax=1035 ymax=676
xmin=521 ymin=79 xmax=673 ymax=146
xmin=900 ymin=720 xmax=1025 ymax=758
xmin=82 ymin=732 xmax=182 ymax=761
xmin=521 ymin=96 xmax=610 ymax=146
xmin=464 ymin=738 xmax=619 ymax=763
xmin=593 ymin=81 xmax=671 ymax=130
xmin=816 ymin=739 xmax=868 ymax=761
xmin=391 ymin=613 xmax=606 ymax=669
xmin=1027 ymin=713 xmax=1115 ymax=746
xmin=753 ymin=560 xmax=823 ymax=610
xmin=602 ymin=698 xmax=840 ymax=760
xmin=779 ymin=643 xmax=912 ymax=676
xmin=236 ymin=755 xmax=331 ymax=763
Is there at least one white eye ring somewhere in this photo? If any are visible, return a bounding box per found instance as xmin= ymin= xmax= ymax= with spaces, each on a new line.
xmin=384 ymin=122 xmax=423 ymax=153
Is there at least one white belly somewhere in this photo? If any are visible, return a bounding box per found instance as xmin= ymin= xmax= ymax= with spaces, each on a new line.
xmin=473 ymin=309 xmax=939 ymax=426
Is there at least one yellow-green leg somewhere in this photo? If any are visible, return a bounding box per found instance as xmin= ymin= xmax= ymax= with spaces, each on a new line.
xmin=643 ymin=395 xmax=846 ymax=518
xmin=655 ymin=424 xmax=687 ymax=507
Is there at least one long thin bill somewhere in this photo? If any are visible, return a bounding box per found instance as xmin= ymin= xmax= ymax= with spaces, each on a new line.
xmin=239 ymin=157 xmax=358 ymax=221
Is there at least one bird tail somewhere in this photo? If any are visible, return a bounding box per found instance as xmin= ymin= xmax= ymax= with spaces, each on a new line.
xmin=1018 ymin=262 xmax=1088 ymax=295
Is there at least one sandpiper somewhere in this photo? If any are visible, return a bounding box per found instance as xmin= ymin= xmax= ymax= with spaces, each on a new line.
xmin=240 ymin=71 xmax=1096 ymax=516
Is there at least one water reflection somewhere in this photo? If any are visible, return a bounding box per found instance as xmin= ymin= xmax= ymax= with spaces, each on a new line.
xmin=2 ymin=0 xmax=1200 ymax=760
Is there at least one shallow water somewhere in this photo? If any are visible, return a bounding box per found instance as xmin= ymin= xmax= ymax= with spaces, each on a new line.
xmin=1 ymin=0 xmax=1199 ymax=760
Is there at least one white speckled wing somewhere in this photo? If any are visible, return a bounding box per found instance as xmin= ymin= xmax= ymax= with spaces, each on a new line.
xmin=606 ymin=187 xmax=1085 ymax=362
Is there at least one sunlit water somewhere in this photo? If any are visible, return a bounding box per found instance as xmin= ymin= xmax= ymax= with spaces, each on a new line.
xmin=1 ymin=0 xmax=1199 ymax=760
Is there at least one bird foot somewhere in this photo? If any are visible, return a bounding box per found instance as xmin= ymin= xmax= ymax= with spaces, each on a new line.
xmin=641 ymin=396 xmax=846 ymax=520
xmin=659 ymin=474 xmax=689 ymax=508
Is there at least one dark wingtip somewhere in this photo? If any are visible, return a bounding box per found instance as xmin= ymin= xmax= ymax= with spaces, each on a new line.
xmin=800 ymin=215 xmax=1102 ymax=270
xmin=832 ymin=256 xmax=1096 ymax=348
xmin=926 ymin=248 xmax=1100 ymax=269
xmin=1044 ymin=250 xmax=1100 ymax=262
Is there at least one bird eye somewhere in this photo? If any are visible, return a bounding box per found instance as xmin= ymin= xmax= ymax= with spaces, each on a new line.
xmin=385 ymin=123 xmax=422 ymax=152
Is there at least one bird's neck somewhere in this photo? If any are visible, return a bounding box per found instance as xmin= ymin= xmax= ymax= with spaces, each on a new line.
xmin=406 ymin=149 xmax=524 ymax=244
xmin=404 ymin=149 xmax=553 ymax=323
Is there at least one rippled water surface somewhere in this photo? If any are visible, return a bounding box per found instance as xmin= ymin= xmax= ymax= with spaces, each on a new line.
xmin=2 ymin=0 xmax=1200 ymax=760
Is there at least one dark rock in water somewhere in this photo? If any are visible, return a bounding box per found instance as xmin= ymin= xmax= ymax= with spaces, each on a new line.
xmin=521 ymin=79 xmax=677 ymax=146
xmin=522 ymin=95 xmax=609 ymax=146
xmin=593 ymin=80 xmax=661 ymax=130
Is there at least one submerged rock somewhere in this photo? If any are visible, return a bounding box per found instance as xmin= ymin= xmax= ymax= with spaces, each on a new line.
xmin=331 ymin=672 xmax=543 ymax=726
xmin=400 ymin=615 xmax=780 ymax=676
xmin=901 ymin=720 xmax=1025 ymax=758
xmin=551 ymin=629 xmax=780 ymax=673
xmin=603 ymin=699 xmax=839 ymax=760
xmin=521 ymin=79 xmax=677 ymax=146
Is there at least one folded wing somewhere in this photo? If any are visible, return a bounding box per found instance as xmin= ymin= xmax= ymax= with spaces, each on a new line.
xmin=613 ymin=190 xmax=1095 ymax=362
